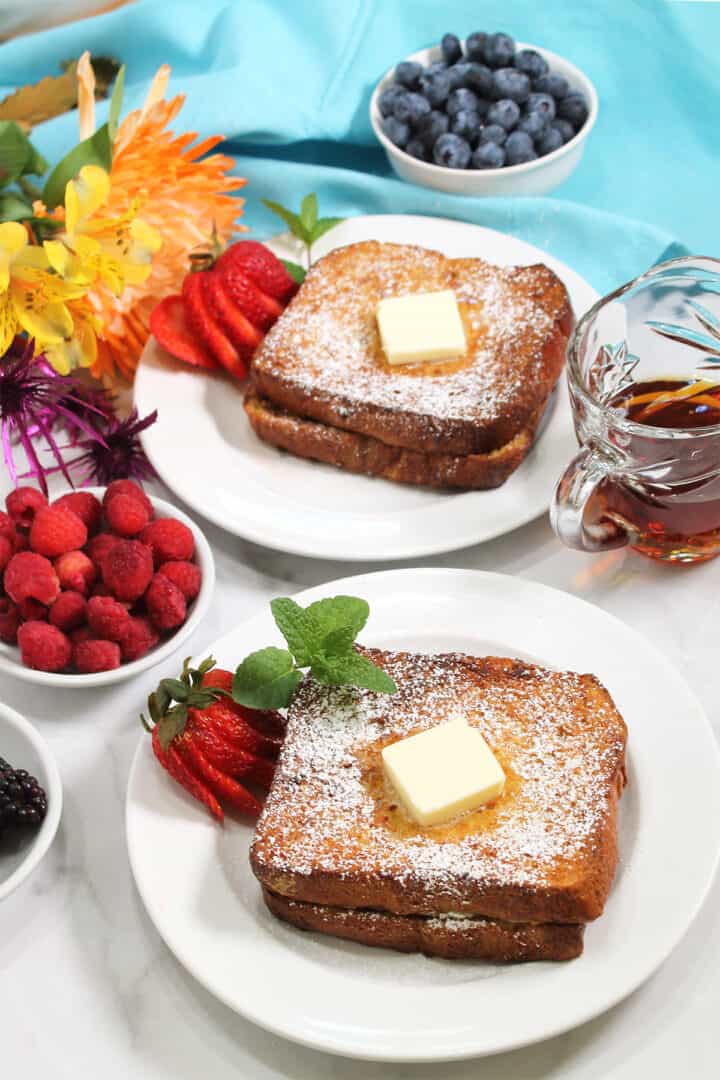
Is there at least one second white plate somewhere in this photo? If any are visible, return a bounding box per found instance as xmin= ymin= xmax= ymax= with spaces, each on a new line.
xmin=135 ymin=214 xmax=598 ymax=560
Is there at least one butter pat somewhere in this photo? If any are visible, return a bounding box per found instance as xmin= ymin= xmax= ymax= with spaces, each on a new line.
xmin=381 ymin=718 xmax=505 ymax=827
xmin=376 ymin=290 xmax=466 ymax=365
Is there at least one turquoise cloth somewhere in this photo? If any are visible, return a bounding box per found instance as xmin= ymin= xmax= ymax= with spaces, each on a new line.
xmin=3 ymin=0 xmax=716 ymax=290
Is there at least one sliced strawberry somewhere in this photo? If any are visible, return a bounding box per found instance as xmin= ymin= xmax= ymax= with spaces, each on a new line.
xmin=205 ymin=273 xmax=264 ymax=353
xmin=149 ymin=295 xmax=217 ymax=369
xmin=182 ymin=271 xmax=248 ymax=380
xmin=151 ymin=726 xmax=223 ymax=821
xmin=216 ymin=240 xmax=299 ymax=302
xmin=189 ymin=701 xmax=282 ymax=760
xmin=185 ymin=717 xmax=277 ymax=787
xmin=216 ymin=264 xmax=284 ymax=332
xmin=179 ymin=739 xmax=262 ymax=817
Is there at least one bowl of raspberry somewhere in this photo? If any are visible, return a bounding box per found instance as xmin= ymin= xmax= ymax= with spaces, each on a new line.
xmin=0 ymin=482 xmax=215 ymax=687
xmin=370 ymin=31 xmax=598 ymax=196
xmin=0 ymin=702 xmax=62 ymax=901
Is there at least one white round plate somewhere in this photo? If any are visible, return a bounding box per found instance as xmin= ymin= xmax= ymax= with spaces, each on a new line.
xmin=135 ymin=215 xmax=598 ymax=560
xmin=126 ymin=569 xmax=720 ymax=1062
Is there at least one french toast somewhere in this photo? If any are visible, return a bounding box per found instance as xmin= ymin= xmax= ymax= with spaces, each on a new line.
xmin=251 ymin=650 xmax=627 ymax=961
xmin=248 ymin=240 xmax=573 ymax=464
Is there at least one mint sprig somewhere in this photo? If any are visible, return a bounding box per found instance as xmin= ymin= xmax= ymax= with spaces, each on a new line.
xmin=262 ymin=192 xmax=344 ymax=283
xmin=232 ymin=595 xmax=397 ymax=710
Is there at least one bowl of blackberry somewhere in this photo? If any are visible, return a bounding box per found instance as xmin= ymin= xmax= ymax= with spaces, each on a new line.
xmin=0 ymin=703 xmax=62 ymax=901
xmin=370 ymin=31 xmax=597 ymax=196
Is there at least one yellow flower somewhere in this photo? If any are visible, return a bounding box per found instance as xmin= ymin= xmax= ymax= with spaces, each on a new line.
xmin=44 ymin=165 xmax=162 ymax=297
xmin=0 ymin=221 xmax=89 ymax=365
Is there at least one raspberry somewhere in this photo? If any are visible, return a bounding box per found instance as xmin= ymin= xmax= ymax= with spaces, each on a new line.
xmin=89 ymin=582 xmax=112 ymax=598
xmin=74 ymin=639 xmax=121 ymax=674
xmin=103 ymin=480 xmax=154 ymax=518
xmin=17 ymin=597 xmax=47 ymax=621
xmin=0 ymin=535 xmax=12 ymax=574
xmin=69 ymin=626 xmax=93 ymax=645
xmin=86 ymin=595 xmax=131 ymax=641
xmin=29 ymin=506 xmax=87 ymax=558
xmin=145 ymin=573 xmax=187 ymax=630
xmin=0 ymin=512 xmax=15 ymax=545
xmin=0 ymin=599 xmax=20 ymax=643
xmin=49 ymin=591 xmax=87 ymax=632
xmin=17 ymin=622 xmax=72 ymax=672
xmin=157 ymin=560 xmax=202 ymax=601
xmin=104 ymin=493 xmax=151 ymax=537
xmin=4 ymin=551 xmax=60 ymax=606
xmin=139 ymin=518 xmax=194 ymax=565
xmin=6 ymin=487 xmax=47 ymax=529
xmin=53 ymin=491 xmax=103 ymax=536
xmin=117 ymin=615 xmax=159 ymax=661
xmin=86 ymin=532 xmax=118 ymax=568
xmin=13 ymin=531 xmax=29 ymax=551
xmin=101 ymin=539 xmax=153 ymax=602
xmin=54 ymin=550 xmax=97 ymax=595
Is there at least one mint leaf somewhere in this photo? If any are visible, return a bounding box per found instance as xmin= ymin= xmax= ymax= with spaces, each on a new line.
xmin=107 ymin=64 xmax=125 ymax=142
xmin=0 ymin=121 xmax=30 ymax=187
xmin=309 ymin=217 xmax=344 ymax=245
xmin=233 ymin=646 xmax=302 ymax=710
xmin=300 ymin=192 xmax=318 ymax=234
xmin=280 ymin=259 xmax=306 ymax=284
xmin=311 ymin=651 xmax=397 ymax=694
xmin=305 ymin=595 xmax=369 ymax=641
xmin=42 ymin=123 xmax=112 ymax=208
xmin=270 ymin=597 xmax=316 ymax=667
xmin=261 ymin=198 xmax=308 ymax=244
xmin=320 ymin=625 xmax=357 ymax=658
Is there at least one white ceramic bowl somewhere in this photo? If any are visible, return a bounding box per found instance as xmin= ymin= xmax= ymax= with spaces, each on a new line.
xmin=370 ymin=41 xmax=598 ymax=197
xmin=0 ymin=488 xmax=215 ymax=688
xmin=0 ymin=703 xmax=62 ymax=901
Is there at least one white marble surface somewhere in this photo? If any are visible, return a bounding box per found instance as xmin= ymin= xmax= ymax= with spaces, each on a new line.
xmin=1 ymin=473 xmax=719 ymax=1079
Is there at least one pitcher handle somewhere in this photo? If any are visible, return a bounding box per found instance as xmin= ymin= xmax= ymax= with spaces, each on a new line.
xmin=550 ymin=445 xmax=631 ymax=553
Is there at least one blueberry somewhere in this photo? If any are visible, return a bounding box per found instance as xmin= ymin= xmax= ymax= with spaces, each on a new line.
xmin=515 ymin=49 xmax=548 ymax=80
xmin=465 ymin=32 xmax=488 ymax=61
xmin=517 ymin=111 xmax=548 ymax=139
xmin=551 ymin=118 xmax=575 ymax=143
xmin=486 ymin=98 xmax=520 ymax=130
xmin=477 ymin=123 xmax=507 ymax=146
xmin=447 ymin=62 xmax=471 ymax=90
xmin=475 ymin=97 xmax=491 ymax=119
xmin=483 ymin=32 xmax=515 ymax=69
xmin=383 ymin=115 xmax=411 ymax=149
xmin=441 ymin=33 xmax=463 ymax=64
xmin=526 ymin=92 xmax=556 ymax=120
xmin=406 ymin=137 xmax=430 ymax=161
xmin=416 ymin=109 xmax=449 ymax=146
xmin=537 ymin=127 xmax=564 ymax=156
xmin=395 ymin=61 xmax=424 ymax=89
xmin=491 ymin=67 xmax=530 ymax=103
xmin=557 ymin=92 xmax=588 ymax=130
xmin=534 ymin=72 xmax=569 ymax=99
xmin=472 ymin=141 xmax=506 ymax=169
xmin=379 ymin=84 xmax=402 ymax=117
xmin=433 ymin=132 xmax=472 ymax=168
xmin=450 ymin=108 xmax=482 ymax=140
xmin=464 ymin=62 xmax=493 ymax=97
xmin=427 ymin=61 xmax=448 ymax=75
xmin=419 ymin=69 xmax=451 ymax=107
xmin=505 ymin=130 xmax=538 ymax=165
xmin=446 ymin=87 xmax=479 ymax=117
xmin=393 ymin=91 xmax=431 ymax=125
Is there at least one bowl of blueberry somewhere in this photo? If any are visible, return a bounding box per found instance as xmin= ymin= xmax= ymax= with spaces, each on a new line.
xmin=0 ymin=702 xmax=62 ymax=901
xmin=370 ymin=30 xmax=597 ymax=196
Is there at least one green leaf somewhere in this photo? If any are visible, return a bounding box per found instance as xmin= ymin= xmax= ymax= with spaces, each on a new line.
xmin=261 ymin=197 xmax=309 ymax=243
xmin=233 ymin=647 xmax=303 ymax=710
xmin=0 ymin=121 xmax=30 ymax=187
xmin=23 ymin=141 xmax=48 ymax=177
xmin=160 ymin=677 xmax=189 ymax=702
xmin=0 ymin=191 xmax=33 ymax=221
xmin=154 ymin=685 xmax=171 ymax=717
xmin=305 ymin=595 xmax=369 ymax=642
xmin=280 ymin=259 xmax=306 ymax=285
xmin=300 ymin=192 xmax=318 ymax=234
xmin=157 ymin=705 xmax=188 ymax=751
xmin=311 ymin=651 xmax=397 ymax=694
xmin=309 ymin=217 xmax=344 ymax=245
xmin=320 ymin=625 xmax=357 ymax=658
xmin=42 ymin=123 xmax=112 ymax=209
xmin=107 ymin=64 xmax=125 ymax=142
xmin=270 ymin=597 xmax=316 ymax=667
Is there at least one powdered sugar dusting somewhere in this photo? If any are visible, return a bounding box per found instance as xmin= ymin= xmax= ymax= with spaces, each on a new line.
xmin=252 ymin=650 xmax=627 ymax=912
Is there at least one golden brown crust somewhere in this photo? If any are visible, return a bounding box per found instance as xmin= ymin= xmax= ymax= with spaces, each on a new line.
xmin=251 ymin=651 xmax=628 ymax=925
xmin=244 ymin=388 xmax=543 ymax=490
xmin=251 ymin=241 xmax=573 ymax=456
xmin=262 ymin=888 xmax=585 ymax=962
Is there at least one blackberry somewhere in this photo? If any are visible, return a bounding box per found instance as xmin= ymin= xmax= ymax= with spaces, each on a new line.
xmin=0 ymin=757 xmax=47 ymax=847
